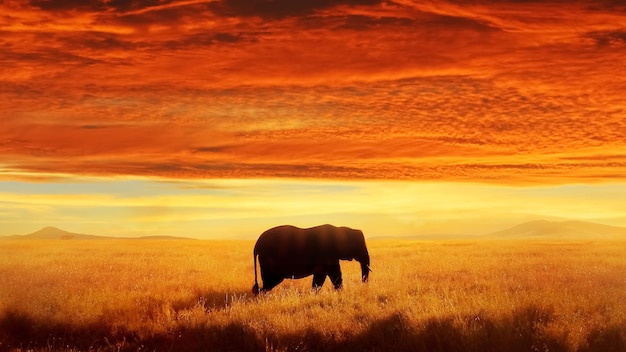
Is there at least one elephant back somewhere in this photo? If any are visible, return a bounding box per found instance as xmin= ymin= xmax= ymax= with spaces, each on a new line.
xmin=255 ymin=224 xmax=366 ymax=263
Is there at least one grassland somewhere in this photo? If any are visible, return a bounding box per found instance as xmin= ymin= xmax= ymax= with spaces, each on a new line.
xmin=0 ymin=238 xmax=624 ymax=351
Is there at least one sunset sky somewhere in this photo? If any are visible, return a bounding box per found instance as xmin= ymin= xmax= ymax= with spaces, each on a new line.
xmin=1 ymin=0 xmax=626 ymax=238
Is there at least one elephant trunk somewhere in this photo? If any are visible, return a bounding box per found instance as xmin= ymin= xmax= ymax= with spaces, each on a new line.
xmin=359 ymin=255 xmax=370 ymax=283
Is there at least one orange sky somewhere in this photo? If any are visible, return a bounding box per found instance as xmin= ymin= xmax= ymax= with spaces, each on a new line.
xmin=1 ymin=0 xmax=626 ymax=237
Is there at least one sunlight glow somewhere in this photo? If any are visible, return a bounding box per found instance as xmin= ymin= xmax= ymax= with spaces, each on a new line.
xmin=2 ymin=178 xmax=625 ymax=238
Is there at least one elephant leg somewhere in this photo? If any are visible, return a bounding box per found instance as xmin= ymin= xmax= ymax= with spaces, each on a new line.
xmin=259 ymin=261 xmax=284 ymax=292
xmin=328 ymin=261 xmax=343 ymax=290
xmin=312 ymin=272 xmax=327 ymax=290
xmin=261 ymin=275 xmax=284 ymax=292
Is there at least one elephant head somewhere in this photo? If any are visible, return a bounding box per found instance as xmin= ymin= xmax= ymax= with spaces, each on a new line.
xmin=335 ymin=227 xmax=371 ymax=283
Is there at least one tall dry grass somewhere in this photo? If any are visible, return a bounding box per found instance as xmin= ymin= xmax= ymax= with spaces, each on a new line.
xmin=0 ymin=238 xmax=624 ymax=351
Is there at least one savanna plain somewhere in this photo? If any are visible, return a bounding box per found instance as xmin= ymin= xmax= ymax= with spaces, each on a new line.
xmin=0 ymin=238 xmax=624 ymax=352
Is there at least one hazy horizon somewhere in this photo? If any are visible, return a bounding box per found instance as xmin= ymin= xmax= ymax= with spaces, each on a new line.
xmin=5 ymin=212 xmax=626 ymax=240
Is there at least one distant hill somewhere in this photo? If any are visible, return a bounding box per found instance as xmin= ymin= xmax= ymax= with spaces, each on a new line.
xmin=9 ymin=227 xmax=196 ymax=240
xmin=488 ymin=220 xmax=626 ymax=239
xmin=16 ymin=226 xmax=106 ymax=240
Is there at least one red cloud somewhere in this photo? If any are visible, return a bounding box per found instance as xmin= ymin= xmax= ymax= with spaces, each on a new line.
xmin=1 ymin=0 xmax=626 ymax=184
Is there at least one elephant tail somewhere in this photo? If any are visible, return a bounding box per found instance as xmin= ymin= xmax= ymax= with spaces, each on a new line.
xmin=252 ymin=250 xmax=260 ymax=295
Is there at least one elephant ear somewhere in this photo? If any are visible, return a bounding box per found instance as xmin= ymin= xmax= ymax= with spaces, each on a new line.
xmin=335 ymin=227 xmax=355 ymax=259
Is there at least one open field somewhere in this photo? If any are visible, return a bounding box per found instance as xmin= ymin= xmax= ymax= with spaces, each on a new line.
xmin=0 ymin=238 xmax=624 ymax=351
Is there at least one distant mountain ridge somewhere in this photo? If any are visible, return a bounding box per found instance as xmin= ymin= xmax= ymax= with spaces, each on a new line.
xmin=9 ymin=226 xmax=196 ymax=240
xmin=19 ymin=226 xmax=104 ymax=240
xmin=488 ymin=220 xmax=626 ymax=239
xmin=5 ymin=221 xmax=626 ymax=240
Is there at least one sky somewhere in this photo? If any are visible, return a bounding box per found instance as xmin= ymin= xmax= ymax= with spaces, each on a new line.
xmin=1 ymin=0 xmax=626 ymax=238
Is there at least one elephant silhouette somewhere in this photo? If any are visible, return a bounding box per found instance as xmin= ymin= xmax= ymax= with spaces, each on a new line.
xmin=252 ymin=224 xmax=371 ymax=294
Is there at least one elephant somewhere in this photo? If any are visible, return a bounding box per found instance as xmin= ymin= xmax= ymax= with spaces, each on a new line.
xmin=252 ymin=224 xmax=370 ymax=294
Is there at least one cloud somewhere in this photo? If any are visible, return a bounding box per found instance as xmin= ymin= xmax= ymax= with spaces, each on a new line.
xmin=28 ymin=0 xmax=191 ymax=13
xmin=160 ymin=32 xmax=247 ymax=50
xmin=107 ymin=0 xmax=177 ymax=12
xmin=332 ymin=10 xmax=495 ymax=32
xmin=333 ymin=14 xmax=415 ymax=30
xmin=208 ymin=0 xmax=383 ymax=19
xmin=586 ymin=30 xmax=626 ymax=47
xmin=108 ymin=2 xmax=214 ymax=28
xmin=28 ymin=0 xmax=106 ymax=11
xmin=2 ymin=0 xmax=626 ymax=184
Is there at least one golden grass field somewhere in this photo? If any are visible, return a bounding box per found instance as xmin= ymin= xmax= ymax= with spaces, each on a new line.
xmin=0 ymin=238 xmax=624 ymax=351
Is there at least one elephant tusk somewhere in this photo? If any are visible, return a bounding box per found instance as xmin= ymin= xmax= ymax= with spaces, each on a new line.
xmin=367 ymin=264 xmax=373 ymax=272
